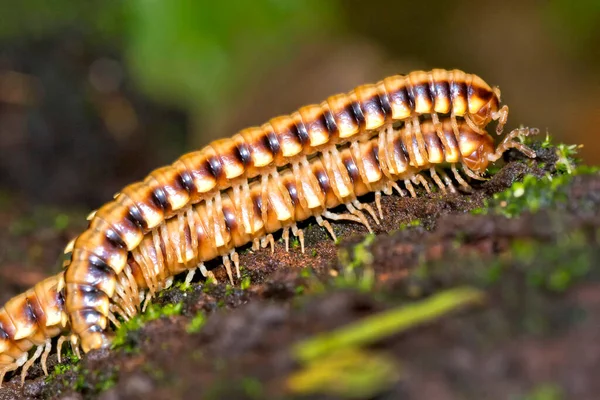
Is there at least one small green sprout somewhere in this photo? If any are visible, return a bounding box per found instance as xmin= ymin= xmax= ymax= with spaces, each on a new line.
xmin=240 ymin=276 xmax=251 ymax=290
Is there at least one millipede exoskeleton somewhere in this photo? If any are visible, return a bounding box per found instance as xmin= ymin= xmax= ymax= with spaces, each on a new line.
xmin=0 ymin=117 xmax=536 ymax=387
xmin=0 ymin=274 xmax=75 ymax=387
xmin=96 ymin=118 xmax=537 ymax=330
xmin=64 ymin=69 xmax=511 ymax=353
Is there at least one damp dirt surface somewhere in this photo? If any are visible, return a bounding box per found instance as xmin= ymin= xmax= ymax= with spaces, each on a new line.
xmin=1 ymin=143 xmax=600 ymax=400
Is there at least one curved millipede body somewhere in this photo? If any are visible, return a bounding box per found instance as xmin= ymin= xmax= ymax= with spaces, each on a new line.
xmin=0 ymin=274 xmax=73 ymax=387
xmin=1 ymin=118 xmax=536 ymax=386
xmin=80 ymin=118 xmax=536 ymax=335
xmin=65 ymin=70 xmax=510 ymax=352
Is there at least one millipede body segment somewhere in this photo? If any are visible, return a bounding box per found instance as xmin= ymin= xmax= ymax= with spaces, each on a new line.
xmin=64 ymin=69 xmax=510 ymax=352
xmin=0 ymin=274 xmax=72 ymax=387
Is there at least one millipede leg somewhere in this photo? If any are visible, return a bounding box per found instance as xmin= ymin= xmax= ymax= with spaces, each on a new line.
xmin=57 ymin=336 xmax=67 ymax=363
xmin=71 ymin=336 xmax=81 ymax=360
xmin=437 ymin=169 xmax=457 ymax=194
xmin=460 ymin=162 xmax=486 ymax=181
xmin=261 ymin=234 xmax=275 ymax=253
xmin=450 ymin=110 xmax=461 ymax=142
xmin=114 ymin=279 xmax=136 ymax=318
xmin=345 ymin=203 xmax=373 ymax=232
xmin=404 ymin=179 xmax=417 ymax=197
xmin=375 ymin=192 xmax=383 ymax=220
xmin=451 ymin=164 xmax=472 ymax=190
xmin=291 ymin=224 xmax=305 ymax=253
xmin=108 ymin=305 xmax=125 ymax=325
xmin=465 ymin=114 xmax=487 ymax=134
xmin=142 ymin=292 xmax=154 ymax=313
xmin=429 ymin=168 xmax=447 ymax=194
xmin=316 ymin=215 xmax=336 ymax=241
xmin=213 ymin=192 xmax=228 ymax=248
xmin=40 ymin=339 xmax=52 ymax=376
xmin=205 ymin=270 xmax=217 ymax=283
xmin=283 ymin=227 xmax=290 ymax=252
xmin=198 ymin=263 xmax=208 ymax=277
xmin=163 ymin=276 xmax=174 ymax=290
xmin=493 ymin=104 xmax=509 ymax=135
xmin=412 ymin=115 xmax=428 ymax=165
xmin=322 ymin=210 xmax=363 ymax=226
xmin=21 ymin=344 xmax=44 ymax=384
xmin=352 ymin=199 xmax=379 ymax=225
xmin=107 ymin=309 xmax=122 ymax=327
xmin=0 ymin=363 xmax=17 ymax=388
xmin=184 ymin=268 xmax=197 ymax=286
xmin=489 ymin=127 xmax=538 ymax=161
xmin=231 ymin=251 xmax=240 ymax=278
xmin=386 ymin=181 xmax=405 ymax=197
xmin=261 ymin=174 xmax=269 ymax=227
xmin=413 ymin=174 xmax=431 ymax=193
xmin=123 ymin=265 xmax=140 ymax=312
xmin=292 ymin=162 xmax=310 ymax=211
xmin=377 ymin=127 xmax=394 ymax=179
xmin=222 ymin=255 xmax=234 ymax=285
xmin=252 ymin=238 xmax=260 ymax=251
xmin=350 ymin=140 xmax=374 ymax=193
xmin=431 ymin=112 xmax=454 ymax=157
xmin=403 ymin=119 xmax=418 ymax=167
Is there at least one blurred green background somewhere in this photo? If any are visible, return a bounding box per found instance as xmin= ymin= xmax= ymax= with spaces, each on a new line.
xmin=0 ymin=0 xmax=598 ymax=207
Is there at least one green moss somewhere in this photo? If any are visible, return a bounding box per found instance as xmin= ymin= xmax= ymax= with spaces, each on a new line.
xmin=290 ymin=236 xmax=301 ymax=249
xmin=203 ymin=276 xmax=218 ymax=290
xmin=47 ymin=359 xmax=76 ymax=381
xmin=174 ymin=280 xmax=194 ymax=292
xmin=95 ymin=374 xmax=117 ymax=392
xmin=335 ymin=234 xmax=376 ymax=291
xmin=521 ymin=383 xmax=564 ymax=400
xmin=472 ymin=139 xmax=600 ymax=218
xmin=57 ymin=364 xmax=119 ymax=396
xmin=186 ymin=312 xmax=206 ymax=333
xmin=240 ymin=276 xmax=251 ymax=290
xmin=472 ymin=173 xmax=572 ymax=218
xmin=300 ymin=268 xmax=312 ymax=278
xmin=112 ymin=302 xmax=183 ymax=351
xmin=398 ymin=219 xmax=421 ymax=230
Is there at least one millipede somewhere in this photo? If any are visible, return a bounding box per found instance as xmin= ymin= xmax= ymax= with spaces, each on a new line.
xmin=0 ymin=274 xmax=74 ymax=387
xmin=1 ymin=115 xmax=536 ymax=387
xmin=69 ymin=117 xmax=535 ymax=353
xmin=63 ymin=69 xmax=512 ymax=353
xmin=107 ymin=118 xmax=536 ymax=324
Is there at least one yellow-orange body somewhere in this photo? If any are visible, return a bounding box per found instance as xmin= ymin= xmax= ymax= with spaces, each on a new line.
xmin=64 ymin=69 xmax=510 ymax=352
xmin=0 ymin=274 xmax=69 ymax=386
xmin=1 ymin=117 xmax=535 ymax=385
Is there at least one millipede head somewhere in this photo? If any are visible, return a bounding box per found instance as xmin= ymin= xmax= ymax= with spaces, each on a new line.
xmin=467 ymin=77 xmax=503 ymax=129
xmin=80 ymin=330 xmax=114 ymax=353
xmin=458 ymin=128 xmax=496 ymax=173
